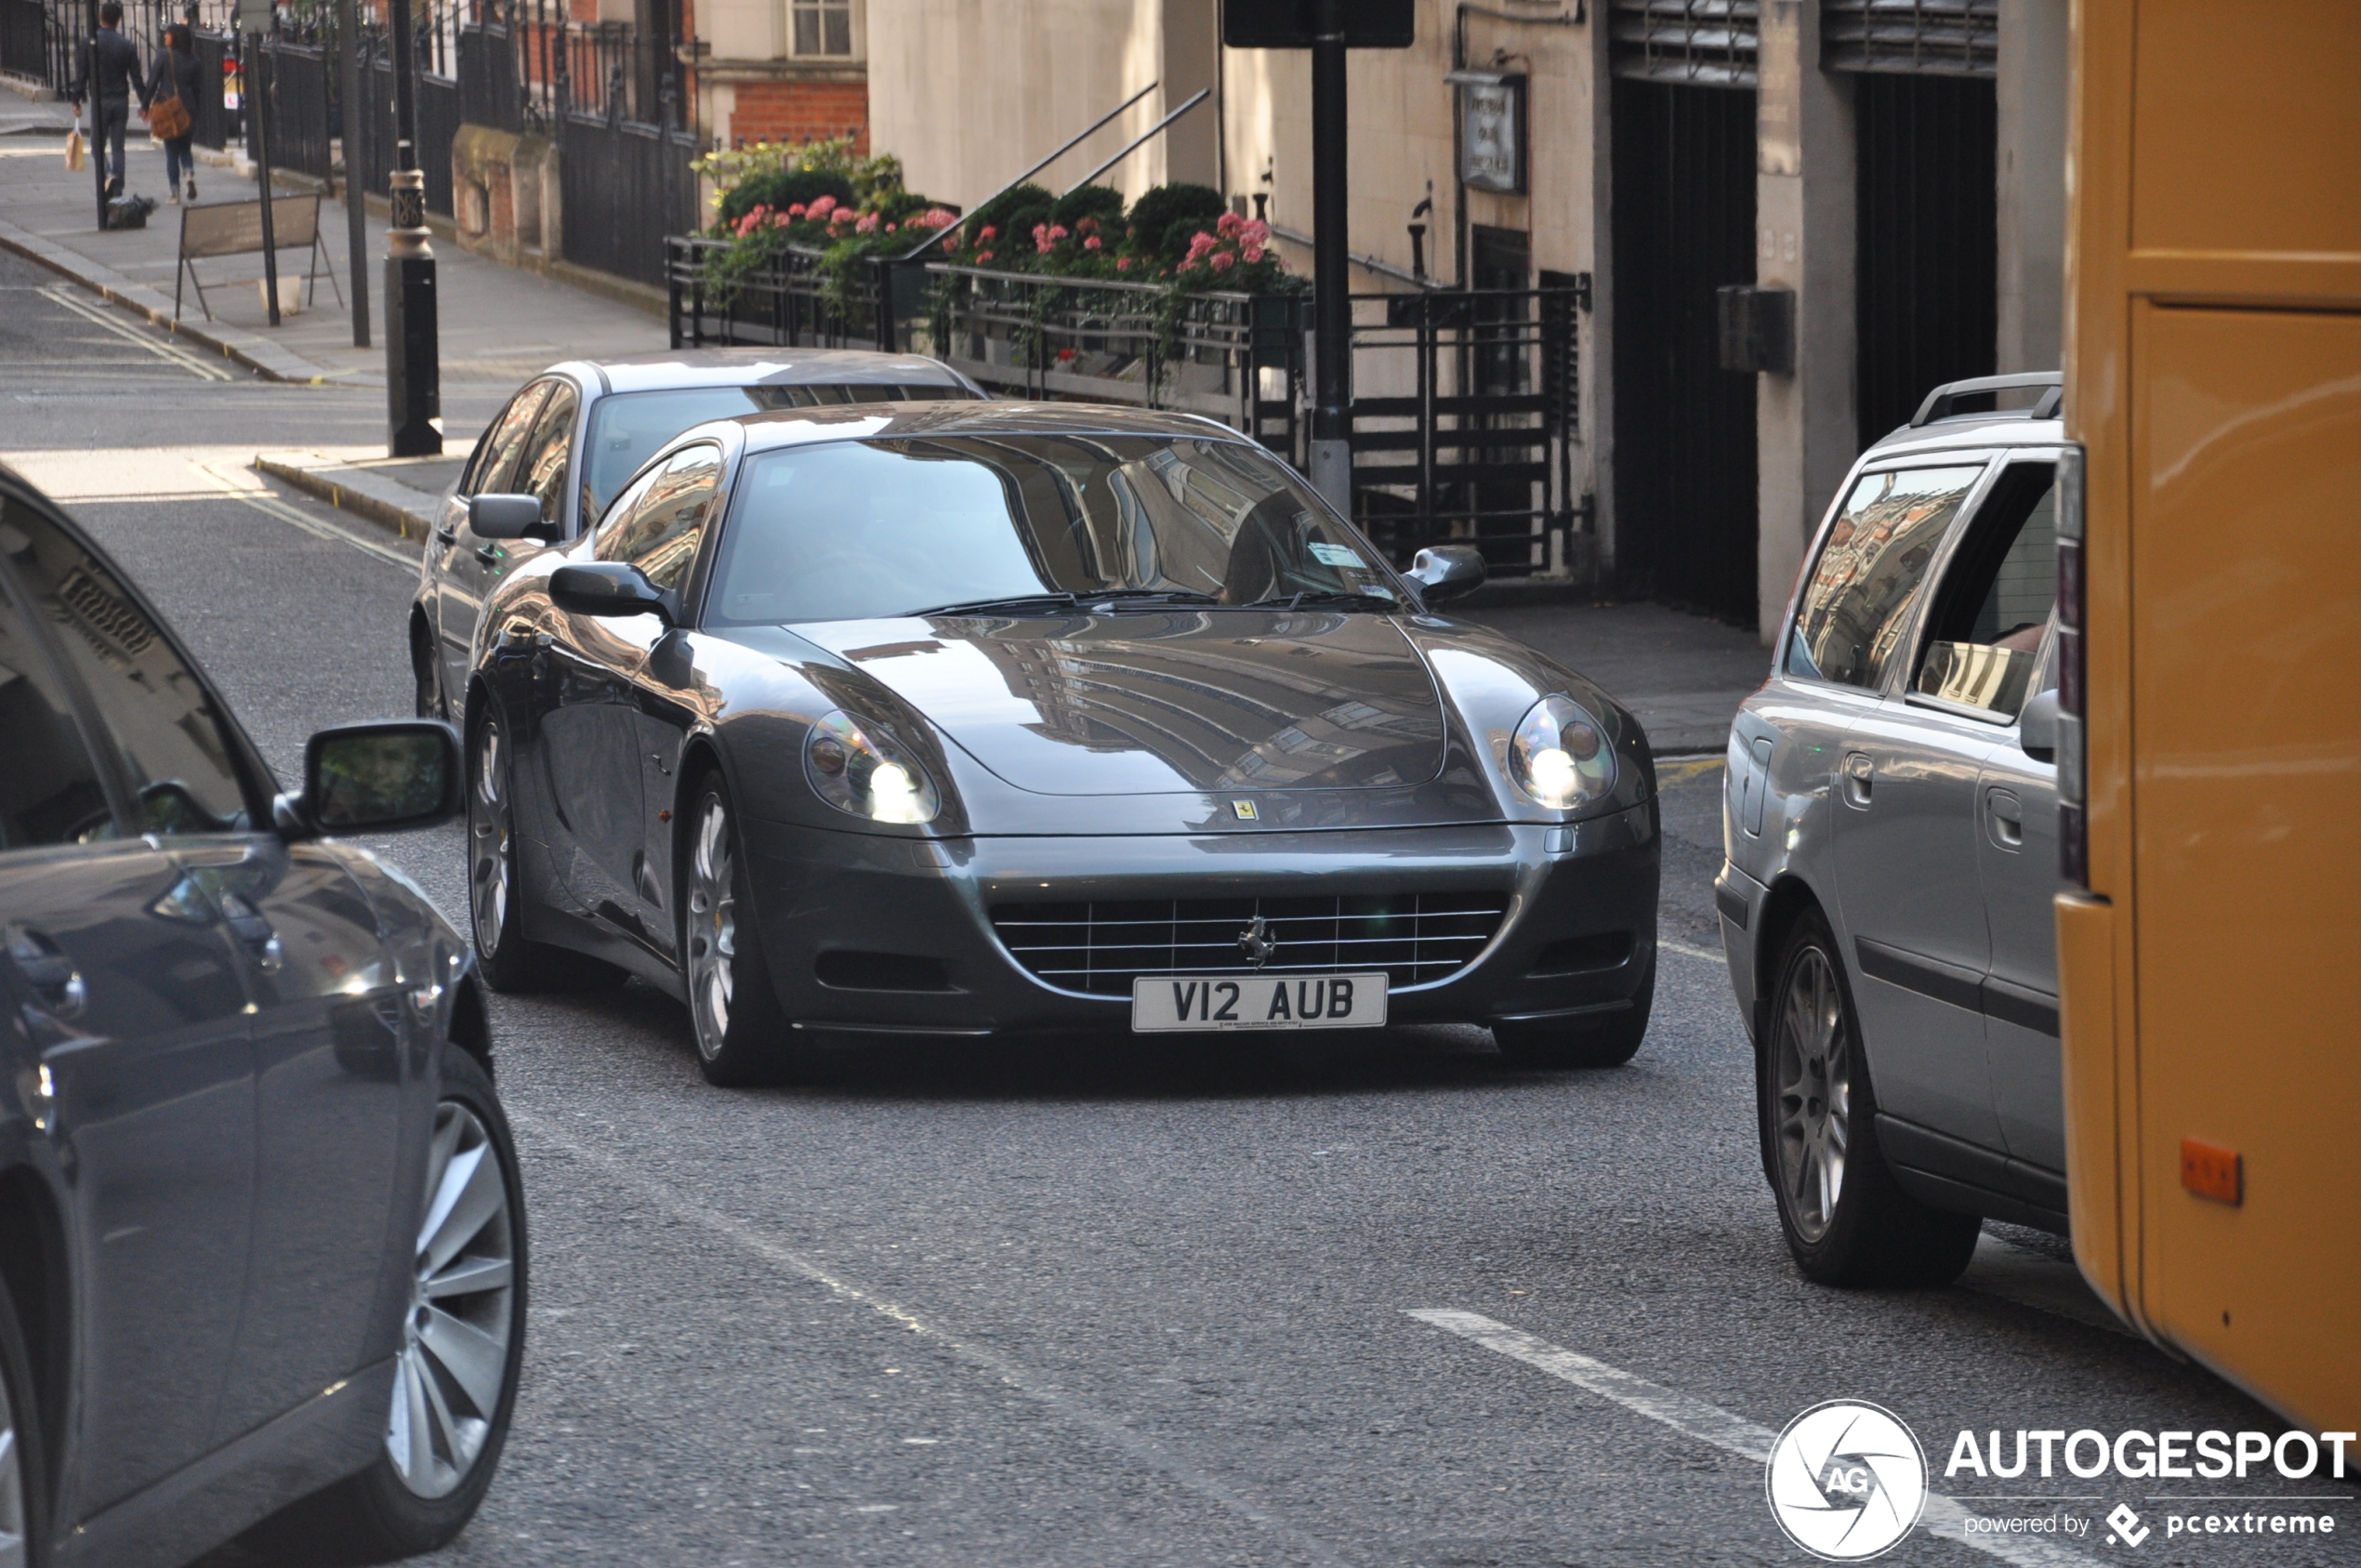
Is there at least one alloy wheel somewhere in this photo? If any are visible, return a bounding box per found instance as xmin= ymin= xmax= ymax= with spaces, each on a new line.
xmin=1774 ymin=944 xmax=1851 ymax=1243
xmin=389 ymin=1098 xmax=517 ymax=1501
xmin=687 ymin=793 xmax=736 ymax=1061
xmin=469 ymin=723 xmax=512 ymax=956
xmin=0 ymin=1351 xmax=25 ymax=1568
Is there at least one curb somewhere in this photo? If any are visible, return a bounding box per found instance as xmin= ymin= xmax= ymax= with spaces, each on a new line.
xmin=0 ymin=214 xmax=339 ymax=384
xmin=254 ymin=451 xmax=440 ymax=540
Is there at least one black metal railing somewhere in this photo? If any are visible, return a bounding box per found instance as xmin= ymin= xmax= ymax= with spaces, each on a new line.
xmin=258 ymin=37 xmax=331 ymax=179
xmin=0 ymin=0 xmax=44 ymax=83
xmin=191 ymin=27 xmax=231 ymax=147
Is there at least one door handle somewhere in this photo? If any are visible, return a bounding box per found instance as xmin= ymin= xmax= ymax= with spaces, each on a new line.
xmin=1840 ymin=751 xmax=1874 ymax=808
xmin=475 ymin=546 xmax=501 ymax=568
xmin=5 ymin=926 xmax=86 ymax=1021
xmin=1986 ymin=787 xmax=2025 ymax=850
xmin=214 ymin=891 xmax=284 ymax=973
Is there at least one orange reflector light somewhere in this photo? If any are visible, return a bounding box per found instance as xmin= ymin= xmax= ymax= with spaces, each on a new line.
xmin=2181 ymin=1139 xmax=2242 ymax=1206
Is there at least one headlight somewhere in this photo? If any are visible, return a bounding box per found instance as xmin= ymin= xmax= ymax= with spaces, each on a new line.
xmin=803 ymin=710 xmax=941 ymax=824
xmin=1509 ymin=693 xmax=1616 ymax=810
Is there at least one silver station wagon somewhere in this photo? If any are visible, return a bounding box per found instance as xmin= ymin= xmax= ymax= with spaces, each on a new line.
xmin=1715 ymin=374 xmax=2068 ymax=1286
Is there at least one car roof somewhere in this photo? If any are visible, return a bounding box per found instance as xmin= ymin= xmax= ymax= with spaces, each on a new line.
xmin=702 ymin=399 xmax=1246 ymax=452
xmin=1860 ymin=411 xmax=2066 ymax=465
xmin=550 ymin=348 xmax=983 ymax=396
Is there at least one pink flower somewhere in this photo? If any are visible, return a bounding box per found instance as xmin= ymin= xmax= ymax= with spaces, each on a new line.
xmin=1239 ymin=217 xmax=1269 ymax=246
xmin=808 ymin=194 xmax=838 ymax=217
xmin=1208 ymin=251 xmax=1235 ymax=272
xmin=1242 ymin=242 xmax=1265 ymax=264
xmin=787 ymin=202 xmax=807 ymax=217
xmin=1184 ymin=231 xmax=1219 ymax=261
xmin=1217 ymin=211 xmax=1242 ymax=237
xmin=976 ymin=250 xmax=994 ymax=264
xmin=1115 ymin=256 xmax=1132 ymax=271
xmin=1056 ymin=347 xmax=1075 ymax=362
xmin=1033 ymin=222 xmax=1058 ymax=255
xmin=856 ymin=211 xmax=879 ymax=232
xmin=1083 ymin=234 xmax=1101 ymax=250
xmin=885 ymin=221 xmax=898 ymax=232
xmin=1049 ymin=224 xmax=1068 ymax=242
xmin=917 ymin=207 xmax=957 ymax=230
xmin=979 ymin=224 xmax=996 ymax=240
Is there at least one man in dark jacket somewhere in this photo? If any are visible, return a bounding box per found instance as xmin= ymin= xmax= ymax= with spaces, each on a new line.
xmin=69 ymin=0 xmax=151 ymax=199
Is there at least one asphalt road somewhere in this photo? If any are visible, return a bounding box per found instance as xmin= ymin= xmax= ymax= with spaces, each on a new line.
xmin=4 ymin=255 xmax=2350 ymax=1568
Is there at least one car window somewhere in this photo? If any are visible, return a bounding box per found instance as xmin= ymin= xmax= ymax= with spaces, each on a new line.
xmin=596 ymin=443 xmax=720 ymax=592
xmin=513 ymin=381 xmax=579 ymax=530
xmin=1786 ymin=464 xmax=1985 ymax=691
xmin=0 ymin=497 xmax=254 ymax=833
xmin=464 ymin=382 xmax=552 ymax=498
xmin=0 ymin=550 xmax=115 ymax=849
xmin=580 ymin=382 xmax=976 ymax=520
xmin=1910 ymin=461 xmax=2058 ymax=718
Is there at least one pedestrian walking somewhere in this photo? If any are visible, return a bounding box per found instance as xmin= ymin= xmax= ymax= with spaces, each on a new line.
xmin=68 ymin=0 xmax=152 ymax=201
xmin=151 ymin=23 xmax=200 ymax=204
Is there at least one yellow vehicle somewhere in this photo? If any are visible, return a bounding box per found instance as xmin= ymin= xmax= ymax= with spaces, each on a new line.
xmin=2057 ymin=0 xmax=2360 ymax=1433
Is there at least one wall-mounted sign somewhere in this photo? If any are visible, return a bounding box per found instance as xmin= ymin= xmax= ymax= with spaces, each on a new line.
xmin=1448 ymin=70 xmax=1525 ymax=194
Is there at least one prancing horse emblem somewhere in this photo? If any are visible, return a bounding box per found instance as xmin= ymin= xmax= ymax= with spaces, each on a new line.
xmin=1238 ymin=915 xmax=1279 ymax=969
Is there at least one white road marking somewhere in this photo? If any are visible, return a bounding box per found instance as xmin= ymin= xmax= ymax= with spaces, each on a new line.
xmin=1660 ymin=938 xmax=1727 ymax=965
xmin=1406 ymin=1310 xmax=2103 ymax=1568
xmin=38 ymin=283 xmax=232 ymax=380
xmin=513 ymin=1111 xmax=1353 ymax=1568
xmin=191 ymin=458 xmax=420 ymax=570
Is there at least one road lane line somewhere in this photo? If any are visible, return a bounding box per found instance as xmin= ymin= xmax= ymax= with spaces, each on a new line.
xmin=511 ymin=1110 xmax=1354 ymax=1567
xmin=1405 ymin=1311 xmax=2102 ymax=1568
xmin=37 ymin=283 xmax=233 ymax=380
xmin=191 ymin=459 xmax=421 ymax=571
xmin=1660 ymin=938 xmax=1726 ymax=965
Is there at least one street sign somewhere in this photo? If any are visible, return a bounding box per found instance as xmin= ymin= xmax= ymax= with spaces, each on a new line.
xmin=1449 ymin=71 xmax=1525 ymax=193
xmin=1220 ymin=0 xmax=1414 ymax=48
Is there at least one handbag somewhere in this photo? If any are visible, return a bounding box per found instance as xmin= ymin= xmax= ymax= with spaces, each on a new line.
xmin=151 ymin=58 xmax=191 ymax=141
xmin=64 ymin=127 xmax=84 ymax=172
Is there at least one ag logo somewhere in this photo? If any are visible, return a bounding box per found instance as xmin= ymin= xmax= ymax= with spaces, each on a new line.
xmin=1765 ymin=1400 xmax=1928 ymax=1561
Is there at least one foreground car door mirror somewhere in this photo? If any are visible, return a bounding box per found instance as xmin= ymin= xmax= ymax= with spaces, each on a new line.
xmin=469 ymin=493 xmax=546 ymax=540
xmin=284 ymin=720 xmax=463 ymax=836
xmin=2017 ymin=687 xmax=2060 ymax=761
xmin=1405 ymin=544 xmax=1487 ymax=605
xmin=550 ymin=561 xmax=672 ymax=621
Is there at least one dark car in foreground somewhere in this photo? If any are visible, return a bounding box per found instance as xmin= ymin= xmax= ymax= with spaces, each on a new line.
xmin=411 ymin=348 xmax=985 ymax=723
xmin=455 ymin=401 xmax=1661 ymax=1083
xmin=0 ymin=470 xmax=523 ymax=1567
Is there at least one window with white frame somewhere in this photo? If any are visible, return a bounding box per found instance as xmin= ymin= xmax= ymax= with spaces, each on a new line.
xmin=790 ymin=0 xmax=851 ymax=55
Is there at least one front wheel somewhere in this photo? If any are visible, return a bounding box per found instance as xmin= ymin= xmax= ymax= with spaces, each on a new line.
xmin=681 ymin=775 xmax=811 ymax=1087
xmin=1760 ymin=908 xmax=1980 ymax=1286
xmin=468 ymin=712 xmax=621 ymax=995
xmin=0 ymin=1268 xmax=50 ymax=1568
xmin=237 ymin=1048 xmax=525 ymax=1565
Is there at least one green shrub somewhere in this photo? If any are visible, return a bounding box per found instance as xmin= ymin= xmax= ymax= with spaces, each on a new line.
xmin=967 ymin=182 xmax=1053 ymax=241
xmin=1127 ymin=182 xmax=1227 ymax=258
xmin=1051 ymin=184 xmax=1126 ymax=231
xmin=719 ymin=167 xmax=855 ymax=225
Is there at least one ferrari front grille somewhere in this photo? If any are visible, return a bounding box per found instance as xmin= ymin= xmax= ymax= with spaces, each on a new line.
xmin=989 ymin=891 xmax=1512 ymax=996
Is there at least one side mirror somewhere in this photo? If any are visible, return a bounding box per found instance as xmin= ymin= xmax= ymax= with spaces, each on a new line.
xmin=2018 ymin=687 xmax=2060 ymax=761
xmin=469 ymin=493 xmax=547 ymax=540
xmin=284 ymin=720 xmax=462 ymax=837
xmin=550 ymin=561 xmax=671 ymax=621
xmin=1405 ymin=544 xmax=1487 ymax=606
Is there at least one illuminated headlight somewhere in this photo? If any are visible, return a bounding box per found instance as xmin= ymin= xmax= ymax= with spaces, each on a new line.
xmin=803 ymin=710 xmax=941 ymax=824
xmin=1509 ymin=694 xmax=1616 ymax=810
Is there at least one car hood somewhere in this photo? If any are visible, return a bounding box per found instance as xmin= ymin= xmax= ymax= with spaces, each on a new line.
xmin=788 ymin=611 xmax=1447 ymax=796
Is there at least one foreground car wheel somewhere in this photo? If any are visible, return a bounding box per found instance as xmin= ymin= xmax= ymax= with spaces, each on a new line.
xmin=0 ymin=1276 xmax=48 ymax=1568
xmin=1492 ymin=961 xmax=1654 ymax=1069
xmin=1760 ymin=908 xmax=1980 ymax=1286
xmin=468 ymin=713 xmax=621 ymax=994
xmin=683 ymin=775 xmax=807 ymax=1087
xmin=238 ymin=1049 xmax=525 ymax=1565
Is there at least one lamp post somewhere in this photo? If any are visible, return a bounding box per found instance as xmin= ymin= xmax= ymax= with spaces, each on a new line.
xmin=337 ymin=0 xmax=369 ymax=347
xmin=1306 ymin=0 xmax=1351 ymax=513
xmin=384 ymin=0 xmax=440 ymax=455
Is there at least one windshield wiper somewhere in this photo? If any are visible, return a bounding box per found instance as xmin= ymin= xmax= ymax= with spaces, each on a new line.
xmin=1080 ymin=588 xmax=1221 ymax=609
xmin=911 ymin=592 xmax=1084 ymax=617
xmin=1241 ymin=589 xmax=1402 ymax=613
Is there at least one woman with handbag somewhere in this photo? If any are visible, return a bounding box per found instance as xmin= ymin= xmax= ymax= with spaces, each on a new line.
xmin=150 ymin=23 xmax=199 ymax=204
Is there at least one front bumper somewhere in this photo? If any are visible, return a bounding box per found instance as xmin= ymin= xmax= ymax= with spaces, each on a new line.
xmin=738 ymin=806 xmax=1660 ymax=1039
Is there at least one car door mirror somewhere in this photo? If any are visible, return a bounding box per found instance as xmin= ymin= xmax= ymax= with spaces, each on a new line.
xmin=551 ymin=561 xmax=671 ymax=622
xmin=1405 ymin=544 xmax=1487 ymax=605
xmin=283 ymin=720 xmax=462 ymax=837
xmin=469 ymin=493 xmax=546 ymax=540
xmin=2017 ymin=687 xmax=2060 ymax=761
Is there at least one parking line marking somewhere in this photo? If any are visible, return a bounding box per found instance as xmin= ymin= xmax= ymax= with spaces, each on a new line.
xmin=38 ymin=283 xmax=233 ymax=380
xmin=514 ymin=1111 xmax=1353 ymax=1568
xmin=1405 ymin=1311 xmax=2102 ymax=1568
xmin=1660 ymin=938 xmax=1727 ymax=965
xmin=191 ymin=459 xmax=420 ymax=570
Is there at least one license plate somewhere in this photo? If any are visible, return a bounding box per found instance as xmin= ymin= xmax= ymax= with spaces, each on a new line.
xmin=1130 ymin=972 xmax=1389 ymax=1033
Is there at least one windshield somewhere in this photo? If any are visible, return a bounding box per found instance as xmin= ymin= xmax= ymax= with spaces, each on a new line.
xmin=582 ymin=383 xmax=973 ymax=520
xmin=704 ymin=434 xmax=1402 ymax=626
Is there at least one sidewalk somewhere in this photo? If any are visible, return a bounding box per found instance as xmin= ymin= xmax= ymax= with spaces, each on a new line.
xmin=0 ymin=97 xmax=666 ymax=409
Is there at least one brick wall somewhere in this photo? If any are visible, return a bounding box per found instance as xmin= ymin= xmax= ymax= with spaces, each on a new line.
xmin=728 ymin=80 xmax=867 ymax=152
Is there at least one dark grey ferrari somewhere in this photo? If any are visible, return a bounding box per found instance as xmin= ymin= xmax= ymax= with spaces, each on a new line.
xmin=457 ymin=402 xmax=1659 ymax=1083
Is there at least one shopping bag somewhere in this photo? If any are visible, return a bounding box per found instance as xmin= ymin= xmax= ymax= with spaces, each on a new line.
xmin=65 ymin=128 xmax=84 ymax=172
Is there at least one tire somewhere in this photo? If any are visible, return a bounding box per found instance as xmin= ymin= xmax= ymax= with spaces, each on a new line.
xmin=1491 ymin=958 xmax=1654 ymax=1069
xmin=411 ymin=614 xmax=443 ymax=722
xmin=238 ymin=1048 xmax=525 ymax=1566
xmin=467 ymin=710 xmax=624 ymax=995
xmin=0 ymin=1272 xmax=50 ymax=1568
xmin=680 ymin=774 xmax=811 ymax=1087
xmin=1759 ymin=907 xmax=1981 ymax=1287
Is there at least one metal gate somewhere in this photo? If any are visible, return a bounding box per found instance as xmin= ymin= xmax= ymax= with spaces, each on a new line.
xmin=561 ymin=110 xmax=696 ymax=287
xmin=258 ymin=38 xmax=331 ymax=181
xmin=0 ymin=0 xmax=44 ymax=82
xmin=1608 ymin=75 xmax=1759 ymax=625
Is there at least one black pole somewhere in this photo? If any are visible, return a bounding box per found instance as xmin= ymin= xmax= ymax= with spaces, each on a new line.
xmin=86 ymin=0 xmax=105 ymax=227
xmin=250 ymin=29 xmax=280 ymax=326
xmin=384 ymin=0 xmax=440 ymax=455
xmin=336 ymin=0 xmax=369 ymax=347
xmin=1307 ymin=0 xmax=1351 ymax=513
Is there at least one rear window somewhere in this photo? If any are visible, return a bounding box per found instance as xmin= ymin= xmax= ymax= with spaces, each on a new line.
xmin=582 ymin=382 xmax=976 ymax=519
xmin=1786 ymin=465 xmax=1984 ymax=691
